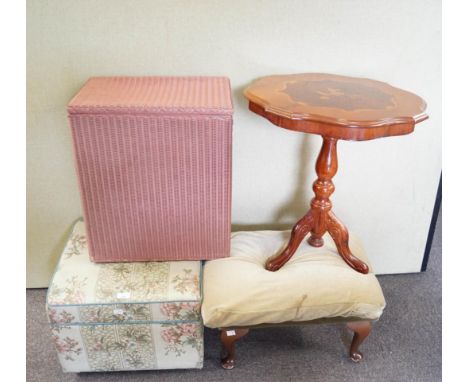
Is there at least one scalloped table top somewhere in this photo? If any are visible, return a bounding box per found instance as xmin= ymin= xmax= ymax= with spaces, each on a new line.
xmin=244 ymin=73 xmax=428 ymax=141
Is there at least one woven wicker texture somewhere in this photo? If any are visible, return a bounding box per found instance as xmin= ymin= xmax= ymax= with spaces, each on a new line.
xmin=68 ymin=77 xmax=233 ymax=262
xmin=68 ymin=76 xmax=233 ymax=115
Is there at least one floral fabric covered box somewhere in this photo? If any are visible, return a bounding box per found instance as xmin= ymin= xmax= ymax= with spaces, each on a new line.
xmin=46 ymin=220 xmax=203 ymax=372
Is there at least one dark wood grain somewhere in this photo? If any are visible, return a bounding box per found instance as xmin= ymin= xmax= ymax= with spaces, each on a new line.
xmin=247 ymin=73 xmax=428 ymax=272
xmin=346 ymin=320 xmax=372 ymax=362
xmin=327 ymin=211 xmax=369 ymax=274
xmin=308 ymin=137 xmax=338 ymax=247
xmin=245 ymin=73 xmax=428 ymax=141
xmin=220 ymin=328 xmax=249 ymax=370
xmin=265 ymin=136 xmax=369 ymax=274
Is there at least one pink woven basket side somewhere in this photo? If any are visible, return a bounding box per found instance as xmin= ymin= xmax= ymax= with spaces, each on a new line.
xmin=70 ymin=113 xmax=232 ymax=262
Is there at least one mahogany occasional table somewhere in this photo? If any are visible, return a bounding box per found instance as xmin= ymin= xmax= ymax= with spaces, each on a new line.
xmin=244 ymin=73 xmax=428 ymax=273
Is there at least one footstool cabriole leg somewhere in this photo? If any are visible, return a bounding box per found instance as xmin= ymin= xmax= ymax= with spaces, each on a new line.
xmin=346 ymin=320 xmax=372 ymax=362
xmin=308 ymin=136 xmax=338 ymax=248
xmin=327 ymin=212 xmax=369 ymax=274
xmin=220 ymin=328 xmax=249 ymax=370
xmin=265 ymin=210 xmax=314 ymax=271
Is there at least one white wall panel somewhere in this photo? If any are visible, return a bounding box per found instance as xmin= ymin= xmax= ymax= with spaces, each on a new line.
xmin=27 ymin=0 xmax=441 ymax=286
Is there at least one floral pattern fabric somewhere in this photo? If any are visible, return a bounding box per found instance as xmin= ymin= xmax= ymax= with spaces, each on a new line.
xmin=172 ymin=269 xmax=200 ymax=295
xmin=78 ymin=304 xmax=152 ymax=324
xmin=47 ymin=301 xmax=201 ymax=326
xmin=161 ymin=323 xmax=203 ymax=357
xmin=47 ymin=220 xmax=201 ymax=307
xmin=51 ymin=322 xmax=204 ymax=372
xmin=81 ymin=324 xmax=155 ymax=370
xmin=47 ymin=220 xmax=204 ymax=372
xmin=51 ymin=327 xmax=83 ymax=362
xmin=95 ymin=262 xmax=170 ymax=302
xmin=48 ymin=276 xmax=88 ymax=306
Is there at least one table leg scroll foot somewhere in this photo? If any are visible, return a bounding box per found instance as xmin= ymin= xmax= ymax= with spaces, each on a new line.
xmin=327 ymin=212 xmax=369 ymax=274
xmin=265 ymin=210 xmax=314 ymax=271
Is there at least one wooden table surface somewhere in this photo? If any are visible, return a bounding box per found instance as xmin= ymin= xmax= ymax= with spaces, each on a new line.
xmin=244 ymin=73 xmax=428 ymax=141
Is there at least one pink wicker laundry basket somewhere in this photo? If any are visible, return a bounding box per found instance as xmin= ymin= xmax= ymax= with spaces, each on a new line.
xmin=68 ymin=76 xmax=233 ymax=262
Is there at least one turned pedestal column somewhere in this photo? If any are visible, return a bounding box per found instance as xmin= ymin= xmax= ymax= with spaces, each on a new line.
xmin=266 ymin=136 xmax=368 ymax=273
xmin=244 ymin=73 xmax=428 ymax=273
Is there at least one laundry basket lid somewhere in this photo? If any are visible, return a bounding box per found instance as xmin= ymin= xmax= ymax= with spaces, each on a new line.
xmin=68 ymin=76 xmax=233 ymax=116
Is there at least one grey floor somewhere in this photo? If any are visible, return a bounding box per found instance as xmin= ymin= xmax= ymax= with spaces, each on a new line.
xmin=27 ymin=213 xmax=441 ymax=382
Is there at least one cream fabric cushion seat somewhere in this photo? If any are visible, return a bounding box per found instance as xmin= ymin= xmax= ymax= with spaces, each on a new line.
xmin=202 ymin=230 xmax=385 ymax=328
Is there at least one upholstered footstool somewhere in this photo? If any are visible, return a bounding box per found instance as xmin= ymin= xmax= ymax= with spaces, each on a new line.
xmin=201 ymin=230 xmax=385 ymax=369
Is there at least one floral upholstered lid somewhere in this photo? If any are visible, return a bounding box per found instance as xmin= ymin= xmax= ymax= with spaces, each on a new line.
xmin=47 ymin=220 xmax=202 ymax=308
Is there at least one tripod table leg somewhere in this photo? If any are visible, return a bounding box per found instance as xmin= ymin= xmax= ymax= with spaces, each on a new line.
xmin=265 ymin=210 xmax=314 ymax=271
xmin=327 ymin=211 xmax=369 ymax=274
